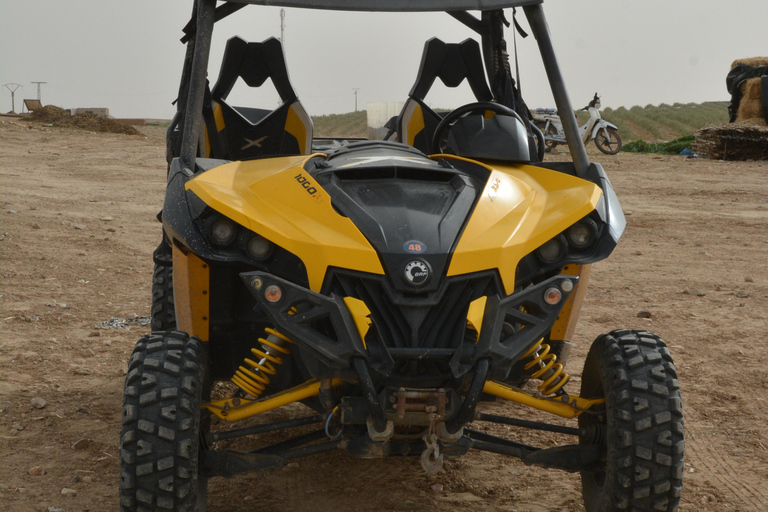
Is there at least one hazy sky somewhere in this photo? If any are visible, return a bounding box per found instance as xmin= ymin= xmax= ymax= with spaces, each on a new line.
xmin=1 ymin=0 xmax=766 ymax=119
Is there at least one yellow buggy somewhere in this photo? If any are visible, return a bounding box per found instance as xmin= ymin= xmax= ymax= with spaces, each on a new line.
xmin=119 ymin=1 xmax=684 ymax=511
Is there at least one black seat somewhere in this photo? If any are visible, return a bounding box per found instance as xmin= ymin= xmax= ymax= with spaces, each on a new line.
xmin=397 ymin=38 xmax=493 ymax=153
xmin=204 ymin=37 xmax=313 ymax=160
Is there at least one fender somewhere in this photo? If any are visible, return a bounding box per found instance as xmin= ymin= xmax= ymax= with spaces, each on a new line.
xmin=591 ymin=120 xmax=618 ymax=140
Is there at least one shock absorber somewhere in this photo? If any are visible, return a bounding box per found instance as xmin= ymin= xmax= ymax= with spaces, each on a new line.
xmin=522 ymin=339 xmax=569 ymax=395
xmin=231 ymin=327 xmax=295 ymax=399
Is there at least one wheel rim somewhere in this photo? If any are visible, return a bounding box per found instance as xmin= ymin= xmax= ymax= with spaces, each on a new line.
xmin=596 ymin=129 xmax=621 ymax=154
xmin=545 ymin=125 xmax=558 ymax=151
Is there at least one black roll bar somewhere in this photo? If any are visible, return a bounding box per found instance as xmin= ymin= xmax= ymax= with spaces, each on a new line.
xmin=175 ymin=1 xmax=591 ymax=178
xmin=179 ymin=0 xmax=217 ymax=175
xmin=523 ymin=4 xmax=590 ymax=176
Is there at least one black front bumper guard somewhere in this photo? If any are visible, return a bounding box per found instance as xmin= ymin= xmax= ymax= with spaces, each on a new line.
xmin=240 ymin=270 xmax=576 ymax=380
xmin=241 ymin=271 xmax=576 ymax=433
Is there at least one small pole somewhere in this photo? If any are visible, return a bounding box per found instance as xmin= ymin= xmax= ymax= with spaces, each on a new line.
xmin=2 ymin=83 xmax=22 ymax=113
xmin=352 ymin=88 xmax=360 ymax=112
xmin=280 ymin=9 xmax=285 ymax=46
xmin=31 ymin=81 xmax=47 ymax=102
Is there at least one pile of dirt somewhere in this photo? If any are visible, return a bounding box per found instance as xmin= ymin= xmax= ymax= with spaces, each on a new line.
xmin=693 ymin=124 xmax=768 ymax=160
xmin=29 ymin=105 xmax=70 ymax=123
xmin=28 ymin=105 xmax=141 ymax=135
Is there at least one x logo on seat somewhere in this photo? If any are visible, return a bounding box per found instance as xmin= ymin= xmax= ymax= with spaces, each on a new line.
xmin=241 ymin=136 xmax=268 ymax=150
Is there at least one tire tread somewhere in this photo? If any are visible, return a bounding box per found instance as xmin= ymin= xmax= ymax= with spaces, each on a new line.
xmin=580 ymin=329 xmax=684 ymax=512
xmin=119 ymin=332 xmax=204 ymax=511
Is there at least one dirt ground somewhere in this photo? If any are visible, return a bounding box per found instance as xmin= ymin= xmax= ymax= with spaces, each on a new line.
xmin=1 ymin=118 xmax=767 ymax=512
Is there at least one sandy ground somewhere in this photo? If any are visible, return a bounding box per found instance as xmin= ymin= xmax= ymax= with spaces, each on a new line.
xmin=1 ymin=118 xmax=767 ymax=512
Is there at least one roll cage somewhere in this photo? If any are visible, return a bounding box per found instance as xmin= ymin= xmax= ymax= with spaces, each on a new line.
xmin=170 ymin=0 xmax=591 ymax=178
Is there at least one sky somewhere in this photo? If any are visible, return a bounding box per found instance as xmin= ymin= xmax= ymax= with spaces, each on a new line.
xmin=1 ymin=0 xmax=766 ymax=119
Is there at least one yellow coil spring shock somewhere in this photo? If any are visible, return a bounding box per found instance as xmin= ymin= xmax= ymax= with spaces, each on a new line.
xmin=522 ymin=339 xmax=570 ymax=395
xmin=231 ymin=328 xmax=295 ymax=399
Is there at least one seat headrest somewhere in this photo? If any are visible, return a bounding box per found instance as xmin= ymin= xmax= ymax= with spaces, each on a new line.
xmin=409 ymin=38 xmax=493 ymax=102
xmin=211 ymin=37 xmax=297 ymax=104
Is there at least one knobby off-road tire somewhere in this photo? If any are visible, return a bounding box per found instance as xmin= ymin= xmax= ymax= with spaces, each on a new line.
xmin=120 ymin=332 xmax=208 ymax=511
xmin=151 ymin=263 xmax=176 ymax=332
xmin=579 ymin=330 xmax=684 ymax=512
xmin=595 ymin=127 xmax=622 ymax=155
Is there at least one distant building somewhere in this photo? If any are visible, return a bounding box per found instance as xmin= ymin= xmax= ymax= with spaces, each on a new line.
xmin=367 ymin=102 xmax=404 ymax=140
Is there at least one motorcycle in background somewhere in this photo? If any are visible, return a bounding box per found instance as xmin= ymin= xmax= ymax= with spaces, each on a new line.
xmin=533 ymin=93 xmax=622 ymax=155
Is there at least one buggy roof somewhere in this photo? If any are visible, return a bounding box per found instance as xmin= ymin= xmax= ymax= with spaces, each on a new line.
xmin=225 ymin=0 xmax=541 ymax=12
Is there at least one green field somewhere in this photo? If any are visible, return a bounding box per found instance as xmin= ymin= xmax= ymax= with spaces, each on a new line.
xmin=587 ymin=101 xmax=729 ymax=142
xmin=311 ymin=101 xmax=730 ymax=142
xmin=312 ymin=110 xmax=368 ymax=137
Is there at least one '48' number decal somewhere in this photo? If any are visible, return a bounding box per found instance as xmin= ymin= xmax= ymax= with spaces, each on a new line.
xmin=403 ymin=240 xmax=427 ymax=254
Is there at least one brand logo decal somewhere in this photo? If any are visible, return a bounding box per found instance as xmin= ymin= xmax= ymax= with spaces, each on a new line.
xmin=404 ymin=260 xmax=430 ymax=286
xmin=488 ymin=177 xmax=501 ymax=201
xmin=403 ymin=240 xmax=427 ymax=254
xmin=241 ymin=136 xmax=268 ymax=150
xmin=294 ymin=173 xmax=319 ymax=197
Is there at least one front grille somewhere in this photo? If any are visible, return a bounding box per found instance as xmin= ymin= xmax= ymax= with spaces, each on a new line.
xmin=324 ymin=270 xmax=501 ymax=383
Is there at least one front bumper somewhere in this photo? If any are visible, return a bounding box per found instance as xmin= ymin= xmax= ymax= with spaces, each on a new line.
xmin=240 ymin=271 xmax=576 ymax=381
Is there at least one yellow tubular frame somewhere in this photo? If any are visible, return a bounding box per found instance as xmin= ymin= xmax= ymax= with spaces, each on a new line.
xmin=203 ymin=379 xmax=344 ymax=421
xmin=483 ymin=380 xmax=604 ymax=418
xmin=204 ymin=378 xmax=602 ymax=422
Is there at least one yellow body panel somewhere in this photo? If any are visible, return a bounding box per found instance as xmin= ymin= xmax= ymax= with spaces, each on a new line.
xmin=203 ymin=103 xmax=226 ymax=158
xmin=343 ymin=297 xmax=372 ymax=349
xmin=466 ymin=296 xmax=487 ymax=340
xmin=172 ymin=245 xmax=210 ymax=341
xmin=405 ymin=103 xmax=425 ymax=146
xmin=212 ymin=102 xmax=225 ymax=132
xmin=185 ymin=155 xmax=384 ymax=291
xmin=285 ymin=104 xmax=308 ymax=154
xmin=550 ymin=264 xmax=592 ymax=341
xmin=443 ymin=157 xmax=603 ymax=294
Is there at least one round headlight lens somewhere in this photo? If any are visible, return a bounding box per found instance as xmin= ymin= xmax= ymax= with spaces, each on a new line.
xmin=247 ymin=235 xmax=272 ymax=260
xmin=536 ymin=235 xmax=567 ymax=264
xmin=210 ymin=219 xmax=236 ymax=245
xmin=567 ymin=218 xmax=598 ymax=249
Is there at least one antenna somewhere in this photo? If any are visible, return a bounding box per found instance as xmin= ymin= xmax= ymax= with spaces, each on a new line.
xmin=31 ymin=81 xmax=47 ymax=102
xmin=352 ymin=88 xmax=360 ymax=112
xmin=2 ymin=83 xmax=22 ymax=113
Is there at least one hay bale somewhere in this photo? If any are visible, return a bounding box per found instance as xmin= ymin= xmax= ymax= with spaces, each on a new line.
xmin=729 ymin=57 xmax=768 ymax=126
xmin=731 ymin=57 xmax=768 ymax=68
xmin=693 ymin=124 xmax=768 ymax=161
xmin=735 ymin=77 xmax=767 ymax=126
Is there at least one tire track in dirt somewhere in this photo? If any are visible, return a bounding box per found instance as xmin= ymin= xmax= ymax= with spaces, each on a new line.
xmin=686 ymin=426 xmax=768 ymax=510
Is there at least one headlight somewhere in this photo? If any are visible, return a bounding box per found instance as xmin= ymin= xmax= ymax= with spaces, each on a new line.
xmin=210 ymin=219 xmax=236 ymax=246
xmin=536 ymin=234 xmax=568 ymax=264
xmin=247 ymin=235 xmax=273 ymax=260
xmin=567 ymin=218 xmax=599 ymax=250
